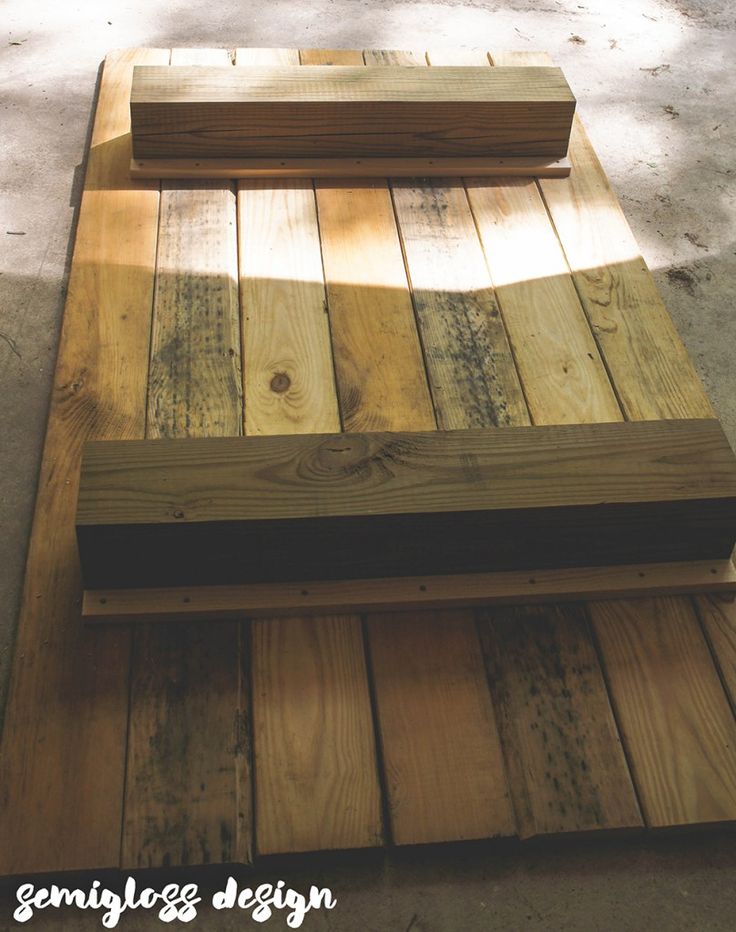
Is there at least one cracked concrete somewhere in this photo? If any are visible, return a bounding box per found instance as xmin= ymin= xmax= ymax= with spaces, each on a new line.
xmin=1 ymin=0 xmax=735 ymax=928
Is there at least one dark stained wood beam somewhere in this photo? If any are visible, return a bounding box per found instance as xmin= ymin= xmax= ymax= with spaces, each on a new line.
xmin=75 ymin=419 xmax=736 ymax=589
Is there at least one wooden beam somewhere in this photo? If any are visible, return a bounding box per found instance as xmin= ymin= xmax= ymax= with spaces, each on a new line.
xmin=130 ymin=65 xmax=575 ymax=159
xmin=76 ymin=419 xmax=736 ymax=589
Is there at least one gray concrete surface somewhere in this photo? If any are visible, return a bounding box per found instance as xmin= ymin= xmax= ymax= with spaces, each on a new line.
xmin=1 ymin=0 xmax=735 ymax=928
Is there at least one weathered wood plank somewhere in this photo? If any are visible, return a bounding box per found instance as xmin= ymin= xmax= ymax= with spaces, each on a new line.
xmin=478 ymin=603 xmax=642 ymax=837
xmin=592 ymin=597 xmax=736 ymax=825
xmin=318 ymin=47 xmax=514 ymax=846
xmin=696 ymin=594 xmax=736 ymax=712
xmin=491 ymin=49 xmax=736 ymax=827
xmin=0 ymin=48 xmax=168 ymax=876
xmin=237 ymin=45 xmax=383 ymax=856
xmin=77 ymin=419 xmax=736 ymax=588
xmin=428 ymin=46 xmax=642 ymax=837
xmin=122 ymin=47 xmax=251 ymax=869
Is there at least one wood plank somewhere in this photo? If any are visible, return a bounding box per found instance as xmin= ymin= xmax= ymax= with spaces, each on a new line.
xmin=390 ymin=179 xmax=529 ymax=428
xmin=367 ymin=611 xmax=514 ymax=843
xmin=696 ymin=594 xmax=736 ymax=712
xmin=130 ymin=155 xmax=572 ymax=180
xmin=592 ymin=597 xmax=736 ymax=825
xmin=252 ymin=616 xmax=381 ymax=853
xmin=238 ymin=178 xmax=339 ymax=435
xmin=491 ymin=50 xmax=712 ymax=422
xmin=490 ymin=50 xmax=736 ymax=827
xmin=466 ymin=177 xmax=621 ymax=423
xmin=122 ymin=47 xmax=251 ymax=870
xmin=76 ymin=419 xmax=736 ymax=588
xmin=318 ymin=47 xmax=514 ymax=845
xmin=478 ymin=603 xmax=642 ymax=837
xmin=83 ymin=557 xmax=736 ymax=625
xmin=130 ymin=64 xmax=575 ymax=159
xmin=0 ymin=48 xmax=168 ymax=876
xmin=236 ymin=46 xmax=383 ymax=856
xmin=315 ymin=178 xmax=435 ymax=432
xmin=428 ymin=46 xmax=642 ymax=837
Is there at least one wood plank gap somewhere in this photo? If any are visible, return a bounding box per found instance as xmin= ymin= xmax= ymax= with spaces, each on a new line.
xmin=693 ymin=594 xmax=736 ymax=718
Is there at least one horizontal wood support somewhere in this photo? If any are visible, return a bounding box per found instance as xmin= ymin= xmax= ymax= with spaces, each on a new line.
xmin=130 ymin=65 xmax=576 ymax=159
xmin=129 ymin=155 xmax=571 ymax=179
xmin=83 ymin=557 xmax=736 ymax=624
xmin=76 ymin=419 xmax=736 ymax=589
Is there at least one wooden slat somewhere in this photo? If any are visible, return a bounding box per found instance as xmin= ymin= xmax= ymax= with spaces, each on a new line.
xmin=428 ymin=46 xmax=642 ymax=836
xmin=492 ymin=49 xmax=736 ymax=828
xmin=122 ymin=47 xmax=251 ymax=869
xmin=478 ymin=604 xmax=642 ymax=837
xmin=236 ymin=46 xmax=383 ymax=857
xmin=317 ymin=46 xmax=514 ymax=845
xmin=130 ymin=155 xmax=572 ymax=180
xmin=239 ymin=178 xmax=339 ymax=435
xmin=0 ymin=48 xmax=168 ymax=876
xmin=466 ymin=177 xmax=620 ymax=423
xmin=696 ymin=594 xmax=736 ymax=711
xmin=252 ymin=617 xmax=381 ymax=853
xmin=592 ymin=597 xmax=736 ymax=825
xmin=490 ymin=50 xmax=712 ymax=422
xmin=367 ymin=611 xmax=513 ymax=844
xmin=82 ymin=557 xmax=736 ymax=624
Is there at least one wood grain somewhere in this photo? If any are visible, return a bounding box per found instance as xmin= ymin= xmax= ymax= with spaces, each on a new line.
xmin=122 ymin=47 xmax=251 ymax=870
xmin=478 ymin=603 xmax=641 ymax=837
xmin=489 ymin=46 xmax=736 ymax=828
xmin=491 ymin=49 xmax=712 ymax=422
xmin=0 ymin=48 xmax=168 ymax=876
xmin=130 ymin=64 xmax=575 ymax=159
xmin=367 ymin=611 xmax=514 ymax=843
xmin=76 ymin=419 xmax=736 ymax=588
xmin=237 ymin=46 xmax=383 ymax=856
xmin=429 ymin=46 xmax=643 ymax=838
xmin=83 ymin=557 xmax=736 ymax=624
xmin=238 ymin=178 xmax=339 ymax=436
xmin=324 ymin=47 xmax=514 ymax=846
xmin=252 ymin=617 xmax=382 ymax=853
xmin=696 ymin=594 xmax=736 ymax=711
xmin=591 ymin=597 xmax=736 ymax=825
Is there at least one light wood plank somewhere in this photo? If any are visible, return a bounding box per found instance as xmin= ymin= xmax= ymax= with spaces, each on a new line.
xmin=478 ymin=604 xmax=642 ymax=837
xmin=315 ymin=178 xmax=435 ymax=432
xmin=428 ymin=46 xmax=642 ymax=836
xmin=326 ymin=47 xmax=514 ymax=845
xmin=368 ymin=611 xmax=514 ymax=843
xmin=0 ymin=48 xmax=168 ymax=876
xmin=491 ymin=50 xmax=712 ymax=421
xmin=252 ymin=617 xmax=381 ymax=853
xmin=592 ymin=597 xmax=736 ymax=825
xmin=490 ymin=49 xmax=736 ymax=827
xmin=83 ymin=557 xmax=736 ymax=624
xmin=237 ymin=45 xmax=383 ymax=857
xmin=239 ymin=179 xmax=339 ymax=435
xmin=467 ymin=177 xmax=621 ymax=423
xmin=696 ymin=594 xmax=736 ymax=712
xmin=122 ymin=47 xmax=251 ymax=870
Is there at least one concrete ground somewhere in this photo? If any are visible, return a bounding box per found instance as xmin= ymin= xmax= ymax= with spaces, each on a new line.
xmin=1 ymin=0 xmax=735 ymax=928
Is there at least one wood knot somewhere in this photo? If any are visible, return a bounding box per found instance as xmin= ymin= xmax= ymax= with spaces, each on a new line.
xmin=270 ymin=372 xmax=291 ymax=394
